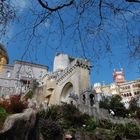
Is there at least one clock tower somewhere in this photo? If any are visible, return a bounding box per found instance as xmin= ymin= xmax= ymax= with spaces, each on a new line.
xmin=113 ymin=68 xmax=125 ymax=84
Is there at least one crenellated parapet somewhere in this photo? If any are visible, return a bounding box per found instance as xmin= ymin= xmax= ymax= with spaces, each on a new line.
xmin=44 ymin=58 xmax=91 ymax=84
xmin=45 ymin=71 xmax=61 ymax=80
xmin=75 ymin=59 xmax=91 ymax=70
xmin=56 ymin=59 xmax=91 ymax=84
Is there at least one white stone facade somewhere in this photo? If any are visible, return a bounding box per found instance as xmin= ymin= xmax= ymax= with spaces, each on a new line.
xmin=34 ymin=54 xmax=91 ymax=106
xmin=0 ymin=60 xmax=48 ymax=96
xmin=94 ymin=69 xmax=140 ymax=108
xmin=0 ymin=45 xmax=139 ymax=109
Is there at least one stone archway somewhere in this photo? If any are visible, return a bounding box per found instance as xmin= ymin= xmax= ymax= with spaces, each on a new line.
xmin=60 ymin=82 xmax=73 ymax=104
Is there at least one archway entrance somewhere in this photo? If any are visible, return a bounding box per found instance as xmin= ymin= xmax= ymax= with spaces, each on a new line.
xmin=60 ymin=82 xmax=73 ymax=104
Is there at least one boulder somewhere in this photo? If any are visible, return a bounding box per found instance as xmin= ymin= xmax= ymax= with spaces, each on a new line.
xmin=0 ymin=108 xmax=39 ymax=140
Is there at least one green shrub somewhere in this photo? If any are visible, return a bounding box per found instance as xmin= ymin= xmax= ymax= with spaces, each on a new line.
xmin=99 ymin=95 xmax=128 ymax=117
xmin=128 ymin=97 xmax=140 ymax=119
xmin=85 ymin=119 xmax=97 ymax=132
xmin=39 ymin=105 xmax=62 ymax=121
xmin=98 ymin=119 xmax=113 ymax=129
xmin=0 ymin=107 xmax=10 ymax=130
xmin=81 ymin=113 xmax=91 ymax=124
xmin=61 ymin=104 xmax=81 ymax=128
xmin=124 ymin=123 xmax=140 ymax=139
xmin=26 ymin=90 xmax=33 ymax=99
xmin=39 ymin=104 xmax=92 ymax=139
xmin=113 ymin=123 xmax=125 ymax=137
xmin=136 ymin=108 xmax=140 ymax=119
xmin=10 ymin=95 xmax=27 ymax=113
xmin=99 ymin=97 xmax=110 ymax=109
xmin=39 ymin=119 xmax=62 ymax=140
xmin=0 ymin=100 xmax=11 ymax=113
xmin=129 ymin=97 xmax=139 ymax=113
xmin=60 ymin=104 xmax=91 ymax=129
xmin=68 ymin=127 xmax=77 ymax=133
xmin=0 ymin=95 xmax=28 ymax=114
xmin=113 ymin=122 xmax=140 ymax=139
xmin=10 ymin=100 xmax=27 ymax=113
xmin=39 ymin=106 xmax=63 ymax=140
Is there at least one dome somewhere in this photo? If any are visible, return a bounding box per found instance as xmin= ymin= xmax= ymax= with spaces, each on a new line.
xmin=0 ymin=43 xmax=9 ymax=63
xmin=0 ymin=43 xmax=9 ymax=72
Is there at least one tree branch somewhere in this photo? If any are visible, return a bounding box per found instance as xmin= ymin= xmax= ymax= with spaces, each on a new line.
xmin=126 ymin=0 xmax=140 ymax=3
xmin=98 ymin=0 xmax=103 ymax=27
xmin=37 ymin=0 xmax=74 ymax=11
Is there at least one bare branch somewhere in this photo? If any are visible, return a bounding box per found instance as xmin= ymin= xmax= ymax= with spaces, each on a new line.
xmin=37 ymin=0 xmax=74 ymax=11
xmin=0 ymin=0 xmax=15 ymax=36
xmin=98 ymin=0 xmax=103 ymax=27
xmin=126 ymin=0 xmax=140 ymax=3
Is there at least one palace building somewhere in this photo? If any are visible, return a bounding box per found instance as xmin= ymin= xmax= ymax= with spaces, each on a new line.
xmin=94 ymin=69 xmax=140 ymax=108
xmin=0 ymin=43 xmax=139 ymax=109
xmin=0 ymin=44 xmax=48 ymax=96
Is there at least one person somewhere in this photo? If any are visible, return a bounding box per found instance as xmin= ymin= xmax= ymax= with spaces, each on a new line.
xmin=109 ymin=109 xmax=115 ymax=116
xmin=71 ymin=133 xmax=76 ymax=140
xmin=65 ymin=134 xmax=72 ymax=140
xmin=65 ymin=131 xmax=72 ymax=140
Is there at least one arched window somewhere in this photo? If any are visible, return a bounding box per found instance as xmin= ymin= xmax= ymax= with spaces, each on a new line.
xmin=89 ymin=94 xmax=94 ymax=106
xmin=60 ymin=82 xmax=73 ymax=104
xmin=82 ymin=94 xmax=86 ymax=104
xmin=6 ymin=71 xmax=11 ymax=78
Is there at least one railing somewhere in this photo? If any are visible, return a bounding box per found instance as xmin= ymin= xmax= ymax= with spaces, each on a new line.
xmin=0 ymin=86 xmax=16 ymax=96
xmin=80 ymin=86 xmax=93 ymax=94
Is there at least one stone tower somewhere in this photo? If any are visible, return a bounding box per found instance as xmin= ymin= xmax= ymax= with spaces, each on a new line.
xmin=53 ymin=53 xmax=71 ymax=72
xmin=34 ymin=53 xmax=91 ymax=106
xmin=0 ymin=43 xmax=9 ymax=73
xmin=113 ymin=68 xmax=125 ymax=84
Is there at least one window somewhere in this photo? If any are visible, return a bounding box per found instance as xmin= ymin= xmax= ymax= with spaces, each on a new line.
xmin=6 ymin=71 xmax=11 ymax=78
xmin=82 ymin=94 xmax=86 ymax=104
xmin=89 ymin=94 xmax=94 ymax=106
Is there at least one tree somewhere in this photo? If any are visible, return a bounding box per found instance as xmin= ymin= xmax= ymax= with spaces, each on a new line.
xmin=99 ymin=95 xmax=128 ymax=117
xmin=129 ymin=97 xmax=139 ymax=112
xmin=0 ymin=0 xmax=15 ymax=36
xmin=0 ymin=0 xmax=140 ymax=65
xmin=99 ymin=96 xmax=111 ymax=109
xmin=129 ymin=96 xmax=140 ymax=118
xmin=110 ymin=95 xmax=128 ymax=117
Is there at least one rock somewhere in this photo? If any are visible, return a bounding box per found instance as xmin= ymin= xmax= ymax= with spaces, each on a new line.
xmin=0 ymin=108 xmax=39 ymax=140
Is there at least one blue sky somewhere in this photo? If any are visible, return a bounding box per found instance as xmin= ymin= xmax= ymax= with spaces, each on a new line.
xmin=1 ymin=0 xmax=140 ymax=84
